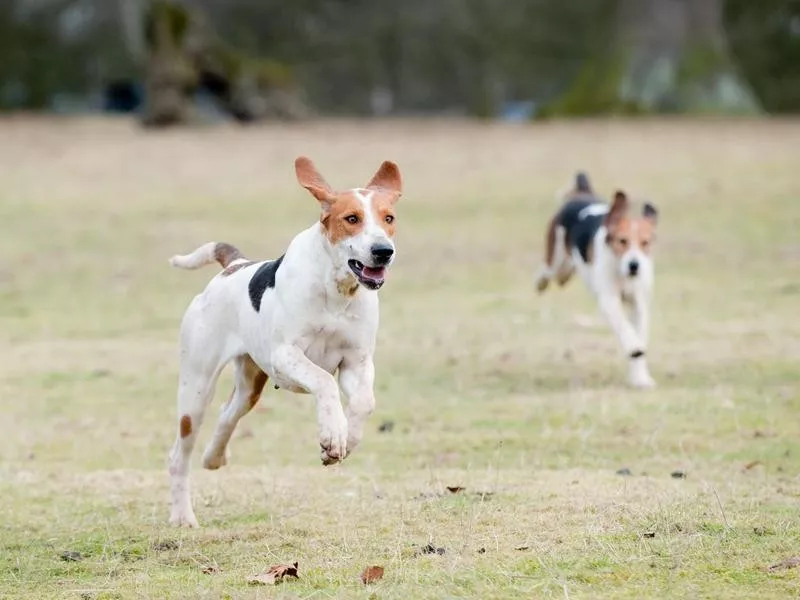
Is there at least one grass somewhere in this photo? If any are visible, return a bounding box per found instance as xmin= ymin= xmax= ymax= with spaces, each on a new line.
xmin=0 ymin=116 xmax=799 ymax=599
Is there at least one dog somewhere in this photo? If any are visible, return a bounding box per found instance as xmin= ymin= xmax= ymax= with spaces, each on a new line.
xmin=166 ymin=156 xmax=402 ymax=527
xmin=534 ymin=172 xmax=659 ymax=388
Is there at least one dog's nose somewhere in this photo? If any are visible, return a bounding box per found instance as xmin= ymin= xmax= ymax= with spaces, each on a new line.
xmin=628 ymin=260 xmax=640 ymax=277
xmin=371 ymin=244 xmax=394 ymax=265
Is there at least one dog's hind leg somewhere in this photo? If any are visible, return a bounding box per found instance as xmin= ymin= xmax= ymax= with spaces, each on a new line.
xmin=168 ymin=341 xmax=225 ymax=527
xmin=535 ymin=223 xmax=566 ymax=292
xmin=202 ymin=355 xmax=268 ymax=470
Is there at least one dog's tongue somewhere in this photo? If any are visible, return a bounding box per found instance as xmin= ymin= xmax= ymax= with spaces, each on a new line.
xmin=362 ymin=266 xmax=385 ymax=280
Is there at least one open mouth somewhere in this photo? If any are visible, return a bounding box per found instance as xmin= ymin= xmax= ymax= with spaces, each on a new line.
xmin=348 ymin=260 xmax=386 ymax=290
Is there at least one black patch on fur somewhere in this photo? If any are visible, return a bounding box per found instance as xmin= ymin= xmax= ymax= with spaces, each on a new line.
xmin=630 ymin=349 xmax=645 ymax=359
xmin=248 ymin=254 xmax=284 ymax=312
xmin=554 ymin=198 xmax=606 ymax=262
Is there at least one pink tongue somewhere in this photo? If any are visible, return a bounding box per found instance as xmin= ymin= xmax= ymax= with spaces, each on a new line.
xmin=362 ymin=266 xmax=385 ymax=279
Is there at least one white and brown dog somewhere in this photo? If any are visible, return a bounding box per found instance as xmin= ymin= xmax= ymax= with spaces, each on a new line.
xmin=534 ymin=172 xmax=659 ymax=388
xmin=166 ymin=157 xmax=401 ymax=527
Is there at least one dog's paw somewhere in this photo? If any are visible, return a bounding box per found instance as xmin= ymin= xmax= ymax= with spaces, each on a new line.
xmin=629 ymin=373 xmax=656 ymax=389
xmin=169 ymin=510 xmax=199 ymax=528
xmin=319 ymin=411 xmax=348 ymax=465
xmin=201 ymin=447 xmax=228 ymax=470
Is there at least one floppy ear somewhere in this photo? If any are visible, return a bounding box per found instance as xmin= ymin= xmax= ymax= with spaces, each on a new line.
xmin=295 ymin=156 xmax=335 ymax=210
xmin=365 ymin=160 xmax=402 ymax=202
xmin=643 ymin=202 xmax=658 ymax=224
xmin=605 ymin=190 xmax=629 ymax=226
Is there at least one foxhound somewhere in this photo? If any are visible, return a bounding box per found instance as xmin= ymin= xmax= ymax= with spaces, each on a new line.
xmin=166 ymin=157 xmax=402 ymax=527
xmin=534 ymin=172 xmax=659 ymax=388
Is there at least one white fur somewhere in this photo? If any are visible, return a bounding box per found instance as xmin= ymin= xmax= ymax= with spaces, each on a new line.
xmin=535 ymin=207 xmax=656 ymax=389
xmin=166 ymin=193 xmax=393 ymax=528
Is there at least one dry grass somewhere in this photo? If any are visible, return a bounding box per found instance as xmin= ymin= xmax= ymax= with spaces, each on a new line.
xmin=1 ymin=116 xmax=799 ymax=599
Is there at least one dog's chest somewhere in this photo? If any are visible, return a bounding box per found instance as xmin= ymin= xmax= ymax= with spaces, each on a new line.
xmin=299 ymin=311 xmax=367 ymax=372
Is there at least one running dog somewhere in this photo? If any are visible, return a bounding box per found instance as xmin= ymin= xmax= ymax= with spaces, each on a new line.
xmin=534 ymin=172 xmax=659 ymax=388
xmin=166 ymin=157 xmax=402 ymax=527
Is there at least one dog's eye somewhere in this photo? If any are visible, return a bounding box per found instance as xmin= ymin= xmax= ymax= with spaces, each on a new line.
xmin=641 ymin=239 xmax=650 ymax=248
xmin=345 ymin=215 xmax=360 ymax=225
xmin=618 ymin=238 xmax=629 ymax=247
xmin=384 ymin=215 xmax=394 ymax=224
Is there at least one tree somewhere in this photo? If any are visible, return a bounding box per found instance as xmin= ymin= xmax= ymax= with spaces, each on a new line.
xmin=544 ymin=0 xmax=761 ymax=116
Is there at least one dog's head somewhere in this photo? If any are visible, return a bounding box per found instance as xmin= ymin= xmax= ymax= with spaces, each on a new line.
xmin=295 ymin=156 xmax=401 ymax=291
xmin=605 ymin=190 xmax=658 ymax=281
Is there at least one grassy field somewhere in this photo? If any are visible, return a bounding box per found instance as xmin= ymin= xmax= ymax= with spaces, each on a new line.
xmin=0 ymin=117 xmax=798 ymax=599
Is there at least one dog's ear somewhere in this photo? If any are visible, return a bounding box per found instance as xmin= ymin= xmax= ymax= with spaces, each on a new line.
xmin=606 ymin=190 xmax=629 ymax=227
xmin=365 ymin=160 xmax=402 ymax=202
xmin=643 ymin=202 xmax=658 ymax=224
xmin=295 ymin=156 xmax=336 ymax=209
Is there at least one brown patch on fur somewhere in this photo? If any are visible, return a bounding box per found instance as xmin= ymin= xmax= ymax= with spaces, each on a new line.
xmin=605 ymin=191 xmax=657 ymax=256
xmin=221 ymin=260 xmax=256 ymax=276
xmin=240 ymin=354 xmax=269 ymax=410
xmin=371 ymin=190 xmax=398 ymax=238
xmin=179 ymin=415 xmax=192 ymax=438
xmin=249 ymin=371 xmax=268 ymax=409
xmin=337 ymin=277 xmax=360 ymax=296
xmin=325 ymin=191 xmax=366 ymax=244
xmin=213 ymin=243 xmax=243 ymax=268
xmin=544 ymin=217 xmax=557 ymax=266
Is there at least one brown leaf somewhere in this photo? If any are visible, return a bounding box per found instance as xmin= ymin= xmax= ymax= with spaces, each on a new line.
xmin=446 ymin=486 xmax=465 ymax=494
xmin=361 ymin=565 xmax=385 ymax=584
xmin=514 ymin=544 xmax=530 ymax=551
xmin=743 ymin=460 xmax=762 ymax=471
xmin=768 ymin=557 xmax=800 ymax=572
xmin=201 ymin=563 xmax=219 ymax=575
xmin=247 ymin=562 xmax=299 ymax=585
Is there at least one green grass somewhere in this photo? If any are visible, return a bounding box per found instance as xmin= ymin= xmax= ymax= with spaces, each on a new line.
xmin=1 ymin=116 xmax=799 ymax=599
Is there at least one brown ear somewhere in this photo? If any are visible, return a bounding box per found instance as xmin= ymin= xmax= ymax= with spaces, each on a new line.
xmin=295 ymin=156 xmax=335 ymax=208
xmin=366 ymin=160 xmax=402 ymax=200
xmin=606 ymin=190 xmax=629 ymax=226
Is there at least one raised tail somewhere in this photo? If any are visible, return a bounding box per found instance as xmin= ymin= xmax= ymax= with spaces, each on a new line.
xmin=169 ymin=242 xmax=245 ymax=270
xmin=555 ymin=171 xmax=592 ymax=201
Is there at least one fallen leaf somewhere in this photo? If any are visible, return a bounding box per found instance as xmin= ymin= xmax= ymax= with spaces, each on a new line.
xmin=670 ymin=471 xmax=687 ymax=479
xmin=643 ymin=531 xmax=656 ymax=539
xmin=60 ymin=551 xmax=83 ymax=562
xmin=201 ymin=563 xmax=219 ymax=575
xmin=743 ymin=460 xmax=762 ymax=471
xmin=247 ymin=562 xmax=299 ymax=585
xmin=446 ymin=486 xmax=465 ymax=494
xmin=768 ymin=557 xmax=800 ymax=572
xmin=361 ymin=565 xmax=384 ymax=584
xmin=616 ymin=468 xmax=633 ymax=476
xmin=514 ymin=544 xmax=530 ymax=551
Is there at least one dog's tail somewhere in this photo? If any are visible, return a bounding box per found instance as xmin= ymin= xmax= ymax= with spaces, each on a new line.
xmin=555 ymin=171 xmax=592 ymax=201
xmin=169 ymin=242 xmax=245 ymax=270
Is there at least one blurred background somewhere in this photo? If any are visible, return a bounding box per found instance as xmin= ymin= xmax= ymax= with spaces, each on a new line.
xmin=2 ymin=0 xmax=799 ymax=124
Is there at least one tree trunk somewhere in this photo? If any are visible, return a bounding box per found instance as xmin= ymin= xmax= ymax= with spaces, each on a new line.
xmin=617 ymin=0 xmax=760 ymax=112
xmin=543 ymin=0 xmax=761 ymax=116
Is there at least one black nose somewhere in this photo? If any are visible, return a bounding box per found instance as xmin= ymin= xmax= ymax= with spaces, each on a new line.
xmin=371 ymin=244 xmax=394 ymax=264
xmin=628 ymin=260 xmax=640 ymax=276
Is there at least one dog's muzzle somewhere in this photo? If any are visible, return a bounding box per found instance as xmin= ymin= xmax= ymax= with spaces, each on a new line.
xmin=627 ymin=260 xmax=640 ymax=278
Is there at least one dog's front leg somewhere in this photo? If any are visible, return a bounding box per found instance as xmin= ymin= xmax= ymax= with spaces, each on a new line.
xmin=339 ymin=354 xmax=376 ymax=455
xmin=598 ymin=293 xmax=654 ymax=389
xmin=272 ymin=345 xmax=348 ymax=465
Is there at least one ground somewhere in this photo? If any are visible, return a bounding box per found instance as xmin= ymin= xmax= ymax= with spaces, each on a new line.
xmin=0 ymin=117 xmax=798 ymax=599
